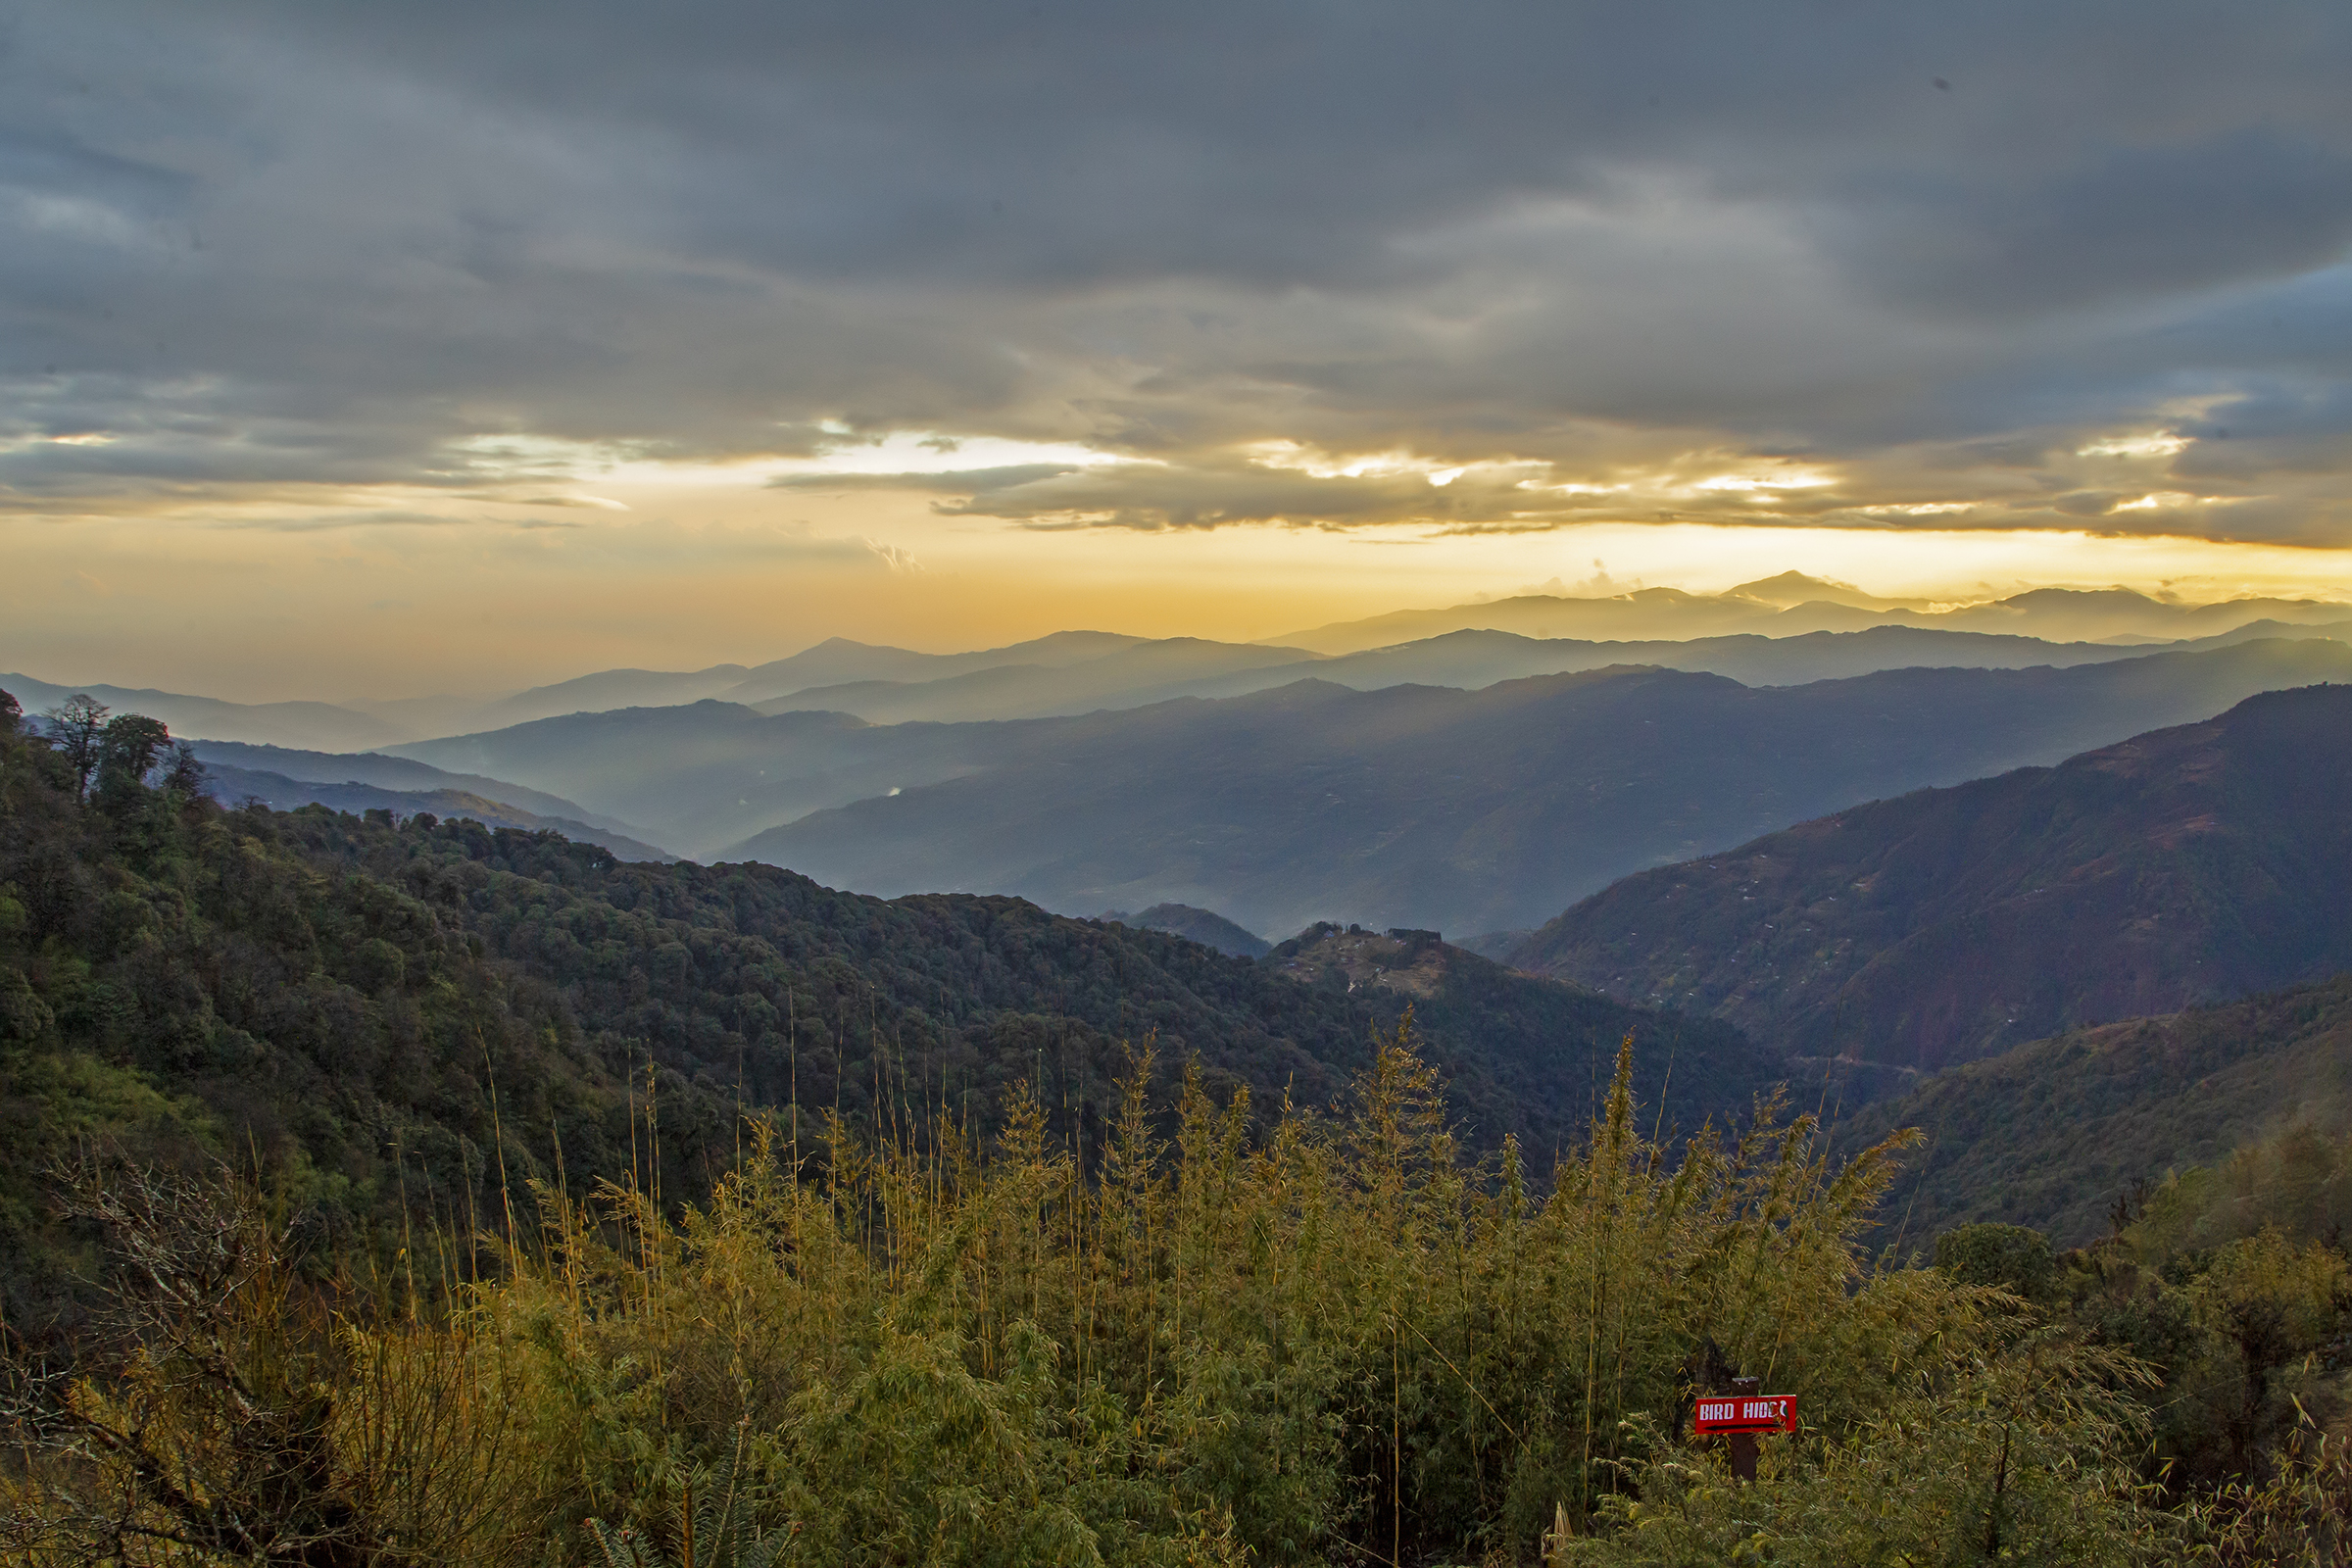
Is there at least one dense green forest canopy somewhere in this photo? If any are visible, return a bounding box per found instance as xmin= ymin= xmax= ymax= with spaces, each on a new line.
xmin=0 ymin=687 xmax=1769 ymax=1321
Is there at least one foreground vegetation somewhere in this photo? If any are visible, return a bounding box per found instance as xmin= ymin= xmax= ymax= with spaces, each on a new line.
xmin=0 ymin=1031 xmax=2156 ymax=1564
xmin=15 ymin=1026 xmax=2352 ymax=1564
xmin=9 ymin=689 xmax=2352 ymax=1562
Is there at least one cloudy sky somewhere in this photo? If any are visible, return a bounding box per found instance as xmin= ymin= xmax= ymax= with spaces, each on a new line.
xmin=6 ymin=0 xmax=2352 ymax=697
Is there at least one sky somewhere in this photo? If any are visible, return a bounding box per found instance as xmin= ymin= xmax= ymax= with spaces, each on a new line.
xmin=5 ymin=1 xmax=2352 ymax=700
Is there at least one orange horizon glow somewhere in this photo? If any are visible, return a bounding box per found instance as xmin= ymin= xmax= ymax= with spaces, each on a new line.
xmin=8 ymin=467 xmax=2352 ymax=704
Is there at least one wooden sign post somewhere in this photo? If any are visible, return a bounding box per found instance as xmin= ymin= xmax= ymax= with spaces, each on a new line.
xmin=1692 ymin=1375 xmax=1796 ymax=1481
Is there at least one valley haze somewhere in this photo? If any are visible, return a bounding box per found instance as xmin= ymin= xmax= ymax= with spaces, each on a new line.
xmin=14 ymin=585 xmax=2349 ymax=944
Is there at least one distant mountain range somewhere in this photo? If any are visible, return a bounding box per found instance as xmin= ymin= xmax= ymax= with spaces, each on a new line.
xmin=733 ymin=618 xmax=2348 ymax=728
xmin=435 ymin=582 xmax=2352 ymax=725
xmin=12 ymin=582 xmax=2346 ymax=751
xmin=728 ymin=639 xmax=2352 ymax=939
xmin=385 ymin=625 xmax=2295 ymax=864
xmin=198 ymin=762 xmax=676 ymax=861
xmin=30 ymin=632 xmax=2345 ymax=948
xmin=1281 ymin=580 xmax=2352 ymax=655
xmin=0 ymin=673 xmax=409 ymax=752
xmin=1515 ymin=683 xmax=2352 ymax=1077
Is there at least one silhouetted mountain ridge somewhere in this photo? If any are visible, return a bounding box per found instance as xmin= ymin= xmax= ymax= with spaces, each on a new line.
xmin=1283 ymin=585 xmax=2352 ymax=655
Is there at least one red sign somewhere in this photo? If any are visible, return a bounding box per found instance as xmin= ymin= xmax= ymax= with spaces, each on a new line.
xmin=1693 ymin=1395 xmax=1796 ymax=1435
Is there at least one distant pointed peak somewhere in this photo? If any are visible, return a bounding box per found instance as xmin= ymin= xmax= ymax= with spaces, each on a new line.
xmin=797 ymin=635 xmax=897 ymax=653
xmin=1727 ymin=571 xmax=1892 ymax=611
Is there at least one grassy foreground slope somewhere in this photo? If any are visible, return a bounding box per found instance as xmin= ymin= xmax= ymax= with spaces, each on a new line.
xmin=1517 ymin=683 xmax=2352 ymax=1074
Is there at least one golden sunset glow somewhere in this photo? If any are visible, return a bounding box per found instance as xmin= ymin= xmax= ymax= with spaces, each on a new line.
xmin=3 ymin=3 xmax=2348 ymax=705
xmin=10 ymin=472 xmax=2351 ymax=700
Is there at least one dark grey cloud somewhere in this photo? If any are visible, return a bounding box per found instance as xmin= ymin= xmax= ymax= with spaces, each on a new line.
xmin=2 ymin=0 xmax=2350 ymax=539
xmin=1832 ymin=132 xmax=2352 ymax=318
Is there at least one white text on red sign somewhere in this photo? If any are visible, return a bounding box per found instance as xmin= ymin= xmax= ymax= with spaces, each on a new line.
xmin=1692 ymin=1395 xmax=1796 ymax=1433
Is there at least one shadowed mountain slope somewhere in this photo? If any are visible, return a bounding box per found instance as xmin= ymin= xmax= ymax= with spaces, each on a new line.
xmin=197 ymin=763 xmax=677 ymax=861
xmin=731 ymin=640 xmax=2352 ymax=941
xmin=1834 ymin=974 xmax=2352 ymax=1248
xmin=1516 ymin=683 xmax=2352 ymax=1076
xmin=186 ymin=741 xmax=661 ymax=841
xmin=1102 ymin=904 xmax=1272 ymax=958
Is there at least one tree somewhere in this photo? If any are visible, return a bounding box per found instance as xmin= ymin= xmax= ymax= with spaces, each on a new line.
xmin=1936 ymin=1222 xmax=2060 ymax=1307
xmin=0 ymin=688 xmax=20 ymax=737
xmin=163 ymin=739 xmax=208 ymax=798
xmin=0 ymin=1159 xmax=539 ymax=1566
xmin=94 ymin=712 xmax=173 ymax=806
xmin=42 ymin=694 xmax=109 ymax=800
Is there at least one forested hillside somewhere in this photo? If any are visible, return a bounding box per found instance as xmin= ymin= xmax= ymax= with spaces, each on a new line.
xmin=1837 ymin=973 xmax=2352 ymax=1247
xmin=1266 ymin=922 xmax=1781 ymax=1152
xmin=1517 ymin=683 xmax=2352 ymax=1074
xmin=0 ymin=688 xmax=1778 ymax=1318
